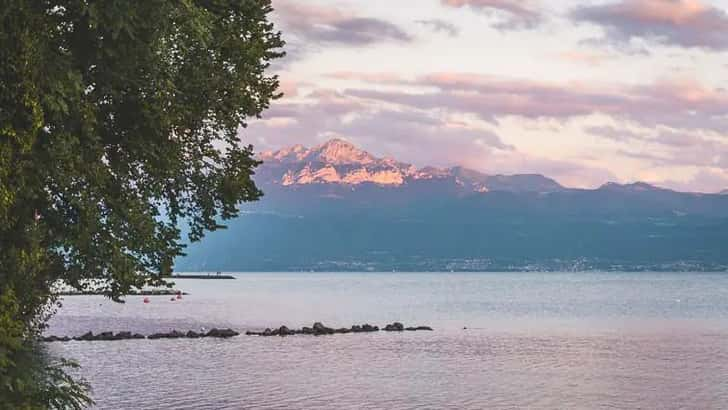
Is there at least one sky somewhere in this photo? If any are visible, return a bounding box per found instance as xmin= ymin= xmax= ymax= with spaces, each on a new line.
xmin=244 ymin=0 xmax=728 ymax=192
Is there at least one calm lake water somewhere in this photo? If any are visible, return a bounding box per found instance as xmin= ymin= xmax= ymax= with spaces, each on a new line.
xmin=47 ymin=272 xmax=728 ymax=409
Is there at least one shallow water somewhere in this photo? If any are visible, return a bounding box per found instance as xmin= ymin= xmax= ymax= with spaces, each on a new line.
xmin=47 ymin=272 xmax=728 ymax=409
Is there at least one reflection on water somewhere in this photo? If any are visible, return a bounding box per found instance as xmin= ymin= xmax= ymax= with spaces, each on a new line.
xmin=47 ymin=272 xmax=728 ymax=409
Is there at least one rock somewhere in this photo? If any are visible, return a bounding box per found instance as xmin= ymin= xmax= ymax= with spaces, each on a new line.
xmin=148 ymin=330 xmax=182 ymax=339
xmin=224 ymin=328 xmax=241 ymax=338
xmin=362 ymin=324 xmax=379 ymax=332
xmin=350 ymin=324 xmax=378 ymax=333
xmin=384 ymin=322 xmax=404 ymax=332
xmin=75 ymin=331 xmax=94 ymax=341
xmin=335 ymin=328 xmax=351 ymax=334
xmin=115 ymin=331 xmax=133 ymax=340
xmin=206 ymin=328 xmax=239 ymax=338
xmin=278 ymin=326 xmax=294 ymax=336
xmin=301 ymin=327 xmax=314 ymax=335
xmin=312 ymin=322 xmax=334 ymax=335
xmin=42 ymin=336 xmax=72 ymax=342
xmin=148 ymin=333 xmax=165 ymax=339
xmin=96 ymin=331 xmax=114 ymax=340
xmin=186 ymin=331 xmax=201 ymax=338
xmin=170 ymin=330 xmax=186 ymax=338
xmin=405 ymin=326 xmax=433 ymax=331
xmin=132 ymin=333 xmax=145 ymax=339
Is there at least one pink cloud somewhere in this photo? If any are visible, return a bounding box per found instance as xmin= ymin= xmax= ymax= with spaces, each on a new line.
xmin=572 ymin=0 xmax=728 ymax=50
xmin=272 ymin=0 xmax=412 ymax=46
xmin=340 ymin=73 xmax=728 ymax=133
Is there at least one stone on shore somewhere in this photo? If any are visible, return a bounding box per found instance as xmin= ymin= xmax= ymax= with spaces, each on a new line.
xmin=351 ymin=323 xmax=379 ymax=332
xmin=278 ymin=326 xmax=294 ymax=336
xmin=312 ymin=322 xmax=335 ymax=335
xmin=384 ymin=322 xmax=405 ymax=332
xmin=406 ymin=326 xmax=434 ymax=331
xmin=205 ymin=328 xmax=240 ymax=338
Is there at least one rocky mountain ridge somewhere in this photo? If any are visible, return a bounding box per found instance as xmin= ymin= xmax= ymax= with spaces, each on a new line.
xmin=258 ymin=138 xmax=566 ymax=193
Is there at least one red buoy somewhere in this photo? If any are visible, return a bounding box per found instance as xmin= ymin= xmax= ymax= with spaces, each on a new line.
xmin=143 ymin=297 xmax=150 ymax=304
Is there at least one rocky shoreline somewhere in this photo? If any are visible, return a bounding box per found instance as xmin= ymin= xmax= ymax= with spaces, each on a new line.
xmin=41 ymin=322 xmax=433 ymax=342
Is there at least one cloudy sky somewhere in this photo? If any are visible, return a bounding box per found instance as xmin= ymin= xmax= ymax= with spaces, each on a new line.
xmin=245 ymin=0 xmax=728 ymax=192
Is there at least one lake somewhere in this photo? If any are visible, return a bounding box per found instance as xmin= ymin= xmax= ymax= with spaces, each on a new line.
xmin=47 ymin=272 xmax=728 ymax=409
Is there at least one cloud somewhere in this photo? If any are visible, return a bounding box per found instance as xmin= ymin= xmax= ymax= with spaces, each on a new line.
xmin=248 ymin=88 xmax=513 ymax=167
xmin=670 ymin=169 xmax=728 ymax=193
xmin=247 ymin=72 xmax=728 ymax=191
xmin=272 ymin=1 xmax=412 ymax=46
xmin=341 ymin=73 xmax=728 ymax=134
xmin=555 ymin=50 xmax=614 ymax=66
xmin=244 ymin=82 xmax=620 ymax=188
xmin=327 ymin=71 xmax=404 ymax=83
xmin=416 ymin=19 xmax=460 ymax=36
xmin=571 ymin=0 xmax=728 ymax=51
xmin=586 ymin=125 xmax=644 ymax=142
xmin=587 ymin=125 xmax=728 ymax=171
xmin=441 ymin=0 xmax=543 ymax=30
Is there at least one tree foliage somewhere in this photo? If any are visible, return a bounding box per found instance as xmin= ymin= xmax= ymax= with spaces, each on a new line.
xmin=0 ymin=0 xmax=284 ymax=407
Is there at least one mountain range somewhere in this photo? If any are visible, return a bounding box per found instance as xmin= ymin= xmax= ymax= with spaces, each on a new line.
xmin=258 ymin=138 xmax=567 ymax=193
xmin=175 ymin=139 xmax=728 ymax=272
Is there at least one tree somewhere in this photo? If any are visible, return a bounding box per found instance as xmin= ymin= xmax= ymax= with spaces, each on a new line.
xmin=0 ymin=1 xmax=284 ymax=407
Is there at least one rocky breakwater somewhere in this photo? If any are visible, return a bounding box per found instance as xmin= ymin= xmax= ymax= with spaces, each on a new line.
xmin=246 ymin=322 xmax=433 ymax=337
xmin=41 ymin=328 xmax=240 ymax=342
xmin=58 ymin=289 xmax=188 ymax=296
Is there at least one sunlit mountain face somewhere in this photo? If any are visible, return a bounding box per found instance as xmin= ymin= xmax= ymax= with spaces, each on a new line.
xmin=175 ymin=139 xmax=728 ymax=273
xmin=258 ymin=138 xmax=566 ymax=193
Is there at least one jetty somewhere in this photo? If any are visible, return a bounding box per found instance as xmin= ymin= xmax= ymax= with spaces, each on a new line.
xmin=40 ymin=322 xmax=433 ymax=342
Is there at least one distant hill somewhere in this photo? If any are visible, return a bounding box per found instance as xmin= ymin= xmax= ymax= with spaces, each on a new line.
xmin=175 ymin=139 xmax=728 ymax=272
